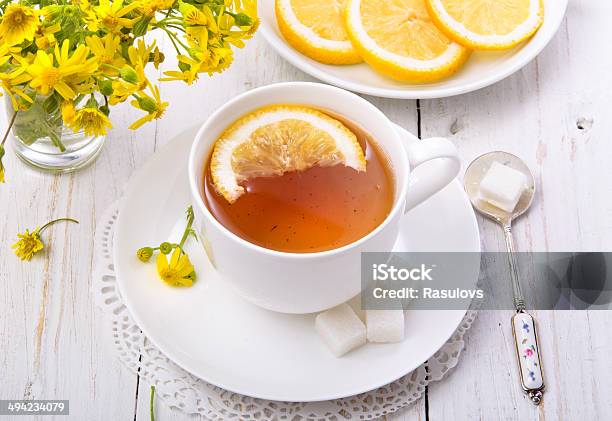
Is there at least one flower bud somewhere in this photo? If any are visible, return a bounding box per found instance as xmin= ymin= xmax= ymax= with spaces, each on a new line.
xmin=120 ymin=66 xmax=138 ymax=84
xmin=159 ymin=242 xmax=173 ymax=255
xmin=178 ymin=61 xmax=190 ymax=72
xmin=99 ymin=79 xmax=114 ymax=96
xmin=233 ymin=12 xmax=253 ymax=26
xmin=137 ymin=247 xmax=154 ymax=262
xmin=133 ymin=16 xmax=152 ymax=37
xmin=136 ymin=96 xmax=158 ymax=114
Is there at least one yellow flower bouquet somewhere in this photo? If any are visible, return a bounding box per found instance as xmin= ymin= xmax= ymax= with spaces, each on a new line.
xmin=0 ymin=0 xmax=258 ymax=179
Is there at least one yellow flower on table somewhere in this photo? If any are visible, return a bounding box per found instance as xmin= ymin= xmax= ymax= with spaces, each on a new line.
xmin=69 ymin=107 xmax=113 ymax=137
xmin=12 ymin=229 xmax=44 ymax=261
xmin=11 ymin=218 xmax=78 ymax=261
xmin=0 ymin=4 xmax=39 ymax=46
xmin=156 ymin=248 xmax=196 ymax=287
xmin=26 ymin=40 xmax=98 ymax=100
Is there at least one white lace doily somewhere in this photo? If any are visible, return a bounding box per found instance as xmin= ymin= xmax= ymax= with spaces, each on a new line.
xmin=93 ymin=201 xmax=477 ymax=420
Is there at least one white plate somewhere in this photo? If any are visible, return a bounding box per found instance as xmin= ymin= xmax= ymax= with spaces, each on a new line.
xmin=114 ymin=124 xmax=480 ymax=402
xmin=259 ymin=0 xmax=567 ymax=99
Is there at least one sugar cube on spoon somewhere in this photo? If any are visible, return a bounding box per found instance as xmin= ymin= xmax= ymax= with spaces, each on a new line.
xmin=315 ymin=303 xmax=366 ymax=357
xmin=478 ymin=161 xmax=527 ymax=212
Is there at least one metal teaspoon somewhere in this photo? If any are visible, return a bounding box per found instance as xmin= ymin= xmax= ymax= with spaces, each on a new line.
xmin=464 ymin=151 xmax=545 ymax=405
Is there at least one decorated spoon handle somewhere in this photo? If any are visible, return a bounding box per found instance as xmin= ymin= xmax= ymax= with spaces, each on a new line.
xmin=503 ymin=224 xmax=545 ymax=404
xmin=511 ymin=311 xmax=545 ymax=404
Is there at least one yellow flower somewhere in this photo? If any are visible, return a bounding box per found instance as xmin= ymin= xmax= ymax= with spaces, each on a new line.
xmin=129 ymin=86 xmax=168 ymax=129
xmin=0 ymin=80 xmax=33 ymax=111
xmin=86 ymin=34 xmax=126 ymax=74
xmin=110 ymin=66 xmax=148 ymax=104
xmin=93 ymin=0 xmax=140 ymax=34
xmin=11 ymin=218 xmax=78 ymax=261
xmin=137 ymin=0 xmax=175 ymax=17
xmin=156 ymin=248 xmax=195 ymax=287
xmin=181 ymin=3 xmax=209 ymax=26
xmin=128 ymin=39 xmax=155 ymax=68
xmin=185 ymin=26 xmax=209 ymax=50
xmin=68 ymin=107 xmax=113 ymax=137
xmin=109 ymin=41 xmax=152 ymax=104
xmin=12 ymin=229 xmax=44 ymax=261
xmin=152 ymin=46 xmax=164 ymax=69
xmin=160 ymin=54 xmax=200 ymax=84
xmin=34 ymin=23 xmax=61 ymax=50
xmin=0 ymin=4 xmax=39 ymax=46
xmin=60 ymin=101 xmax=77 ymax=126
xmin=27 ymin=40 xmax=98 ymax=100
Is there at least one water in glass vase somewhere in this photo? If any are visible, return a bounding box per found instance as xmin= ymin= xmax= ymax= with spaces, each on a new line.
xmin=6 ymin=95 xmax=105 ymax=172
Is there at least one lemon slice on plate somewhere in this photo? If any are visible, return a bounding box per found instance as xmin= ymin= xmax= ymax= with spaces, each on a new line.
xmin=275 ymin=0 xmax=361 ymax=64
xmin=210 ymin=105 xmax=366 ymax=203
xmin=425 ymin=0 xmax=544 ymax=50
xmin=344 ymin=0 xmax=470 ymax=83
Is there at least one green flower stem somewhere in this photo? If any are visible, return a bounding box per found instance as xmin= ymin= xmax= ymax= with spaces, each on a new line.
xmin=158 ymin=27 xmax=190 ymax=52
xmin=150 ymin=385 xmax=155 ymax=421
xmin=157 ymin=26 xmax=182 ymax=55
xmin=178 ymin=207 xmax=195 ymax=251
xmin=38 ymin=217 xmax=79 ymax=234
xmin=1 ymin=111 xmax=17 ymax=147
xmin=46 ymin=122 xmax=67 ymax=152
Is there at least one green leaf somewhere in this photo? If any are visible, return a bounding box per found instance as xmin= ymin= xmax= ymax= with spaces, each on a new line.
xmin=13 ymin=102 xmax=66 ymax=151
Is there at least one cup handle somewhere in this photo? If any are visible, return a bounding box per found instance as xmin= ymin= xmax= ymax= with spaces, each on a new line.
xmin=402 ymin=137 xmax=461 ymax=213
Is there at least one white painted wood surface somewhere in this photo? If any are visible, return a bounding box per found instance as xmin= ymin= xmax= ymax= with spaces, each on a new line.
xmin=1 ymin=1 xmax=611 ymax=419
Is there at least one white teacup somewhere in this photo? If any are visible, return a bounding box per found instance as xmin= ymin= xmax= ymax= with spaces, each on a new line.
xmin=189 ymin=82 xmax=460 ymax=314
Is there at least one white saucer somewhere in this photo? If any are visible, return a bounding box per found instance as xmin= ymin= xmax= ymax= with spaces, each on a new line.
xmin=259 ymin=0 xmax=567 ymax=99
xmin=114 ymin=124 xmax=480 ymax=402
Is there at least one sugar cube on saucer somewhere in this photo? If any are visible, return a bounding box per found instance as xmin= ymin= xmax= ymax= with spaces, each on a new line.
xmin=315 ymin=303 xmax=366 ymax=357
xmin=366 ymin=310 xmax=405 ymax=343
xmin=479 ymin=161 xmax=527 ymax=212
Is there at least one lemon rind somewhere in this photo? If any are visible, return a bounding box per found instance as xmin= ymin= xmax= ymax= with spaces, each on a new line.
xmin=210 ymin=105 xmax=366 ymax=203
xmin=426 ymin=0 xmax=544 ymax=50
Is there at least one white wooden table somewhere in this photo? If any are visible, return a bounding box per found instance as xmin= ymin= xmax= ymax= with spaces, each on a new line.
xmin=1 ymin=1 xmax=611 ymax=419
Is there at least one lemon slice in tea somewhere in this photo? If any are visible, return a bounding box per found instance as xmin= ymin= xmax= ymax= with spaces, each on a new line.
xmin=210 ymin=105 xmax=367 ymax=203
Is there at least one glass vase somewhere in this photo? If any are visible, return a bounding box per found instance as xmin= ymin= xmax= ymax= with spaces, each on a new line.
xmin=5 ymin=96 xmax=106 ymax=173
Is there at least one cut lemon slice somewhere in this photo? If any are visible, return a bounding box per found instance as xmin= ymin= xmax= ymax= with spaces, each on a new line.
xmin=425 ymin=0 xmax=544 ymax=50
xmin=345 ymin=0 xmax=470 ymax=83
xmin=210 ymin=105 xmax=366 ymax=203
xmin=276 ymin=0 xmax=361 ymax=64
